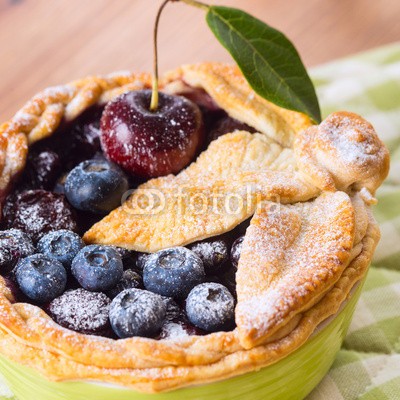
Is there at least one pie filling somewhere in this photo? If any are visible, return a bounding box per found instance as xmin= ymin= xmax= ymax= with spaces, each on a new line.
xmin=0 ymin=87 xmax=256 ymax=341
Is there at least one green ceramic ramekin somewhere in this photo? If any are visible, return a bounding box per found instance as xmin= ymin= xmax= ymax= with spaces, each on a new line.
xmin=0 ymin=281 xmax=363 ymax=400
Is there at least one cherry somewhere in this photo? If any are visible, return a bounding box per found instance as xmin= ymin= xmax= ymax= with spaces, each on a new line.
xmin=178 ymin=86 xmax=221 ymax=112
xmin=100 ymin=90 xmax=204 ymax=179
xmin=208 ymin=116 xmax=257 ymax=143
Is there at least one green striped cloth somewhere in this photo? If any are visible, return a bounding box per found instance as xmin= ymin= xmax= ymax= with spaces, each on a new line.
xmin=0 ymin=44 xmax=399 ymax=400
xmin=308 ymin=43 xmax=400 ymax=400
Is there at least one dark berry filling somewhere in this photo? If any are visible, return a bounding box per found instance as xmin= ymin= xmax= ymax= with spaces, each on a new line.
xmin=134 ymin=252 xmax=150 ymax=272
xmin=208 ymin=116 xmax=257 ymax=143
xmin=48 ymin=289 xmax=111 ymax=336
xmin=0 ymin=229 xmax=35 ymax=274
xmin=2 ymin=190 xmax=78 ymax=243
xmin=107 ymin=269 xmax=143 ymax=299
xmin=0 ymin=220 xmax=247 ymax=339
xmin=158 ymin=297 xmax=206 ymax=340
xmin=0 ymin=86 xmax=258 ymax=340
xmin=20 ymin=150 xmax=62 ymax=190
xmin=111 ymin=246 xmax=141 ymax=271
xmin=27 ymin=105 xmax=103 ymax=173
xmin=230 ymin=235 xmax=245 ymax=269
xmin=189 ymin=239 xmax=229 ymax=275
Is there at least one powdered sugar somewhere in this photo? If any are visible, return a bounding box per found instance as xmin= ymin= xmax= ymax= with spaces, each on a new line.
xmin=236 ymin=191 xmax=355 ymax=343
xmin=320 ymin=113 xmax=382 ymax=165
xmin=0 ymin=229 xmax=35 ymax=273
xmin=159 ymin=321 xmax=191 ymax=340
xmin=3 ymin=190 xmax=77 ymax=243
xmin=49 ymin=289 xmax=111 ymax=335
xmin=189 ymin=239 xmax=228 ymax=272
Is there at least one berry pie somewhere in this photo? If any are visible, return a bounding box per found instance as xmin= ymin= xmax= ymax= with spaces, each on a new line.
xmin=0 ymin=63 xmax=389 ymax=393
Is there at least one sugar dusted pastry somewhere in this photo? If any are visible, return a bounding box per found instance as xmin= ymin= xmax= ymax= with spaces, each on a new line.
xmin=0 ymin=63 xmax=389 ymax=395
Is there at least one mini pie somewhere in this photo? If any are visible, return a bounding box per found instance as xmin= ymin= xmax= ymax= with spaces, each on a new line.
xmin=0 ymin=63 xmax=390 ymax=393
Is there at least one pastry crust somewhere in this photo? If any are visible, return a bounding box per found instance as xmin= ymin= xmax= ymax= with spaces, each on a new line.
xmin=164 ymin=63 xmax=313 ymax=147
xmin=294 ymin=111 xmax=390 ymax=194
xmin=0 ymin=203 xmax=379 ymax=392
xmin=236 ymin=191 xmax=355 ymax=349
xmin=0 ymin=63 xmax=389 ymax=392
xmin=83 ymin=131 xmax=319 ymax=252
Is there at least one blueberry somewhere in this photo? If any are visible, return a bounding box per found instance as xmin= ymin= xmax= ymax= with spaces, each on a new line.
xmin=107 ymin=269 xmax=143 ymax=299
xmin=230 ymin=235 xmax=245 ymax=269
xmin=162 ymin=297 xmax=182 ymax=321
xmin=37 ymin=230 xmax=84 ymax=269
xmin=64 ymin=159 xmax=129 ymax=214
xmin=158 ymin=297 xmax=205 ymax=340
xmin=186 ymin=282 xmax=235 ymax=332
xmin=143 ymin=247 xmax=205 ymax=299
xmin=189 ymin=239 xmax=229 ymax=274
xmin=110 ymin=246 xmax=138 ymax=270
xmin=15 ymin=254 xmax=67 ymax=303
xmin=218 ymin=268 xmax=237 ymax=298
xmin=135 ymin=252 xmax=150 ymax=272
xmin=49 ymin=289 xmax=111 ymax=336
xmin=71 ymin=245 xmax=123 ymax=292
xmin=109 ymin=288 xmax=166 ymax=338
xmin=0 ymin=229 xmax=35 ymax=274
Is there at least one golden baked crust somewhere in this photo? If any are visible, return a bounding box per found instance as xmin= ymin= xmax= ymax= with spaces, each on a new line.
xmin=164 ymin=63 xmax=313 ymax=147
xmin=83 ymin=131 xmax=319 ymax=252
xmin=294 ymin=111 xmax=390 ymax=194
xmin=0 ymin=63 xmax=389 ymax=392
xmin=236 ymin=191 xmax=355 ymax=349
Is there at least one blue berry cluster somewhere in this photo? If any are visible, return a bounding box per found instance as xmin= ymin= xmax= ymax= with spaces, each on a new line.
xmin=0 ymin=226 xmax=243 ymax=339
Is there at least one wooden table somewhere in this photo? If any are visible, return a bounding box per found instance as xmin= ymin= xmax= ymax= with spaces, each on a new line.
xmin=1 ymin=0 xmax=399 ymax=120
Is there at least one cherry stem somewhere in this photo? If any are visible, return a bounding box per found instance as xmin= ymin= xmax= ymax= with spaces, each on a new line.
xmin=150 ymin=0 xmax=210 ymax=111
xmin=150 ymin=0 xmax=170 ymax=111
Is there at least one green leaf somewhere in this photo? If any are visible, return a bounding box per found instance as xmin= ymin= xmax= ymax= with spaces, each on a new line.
xmin=206 ymin=6 xmax=321 ymax=123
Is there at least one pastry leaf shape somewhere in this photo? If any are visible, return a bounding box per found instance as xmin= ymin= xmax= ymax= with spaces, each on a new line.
xmin=236 ymin=191 xmax=355 ymax=349
xmin=83 ymin=132 xmax=319 ymax=251
xmin=206 ymin=6 xmax=322 ymax=123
